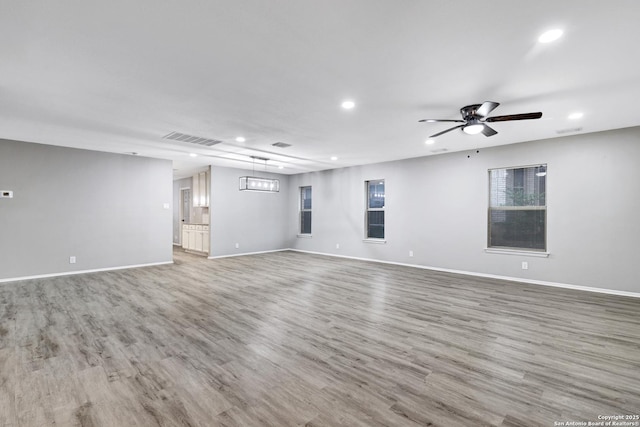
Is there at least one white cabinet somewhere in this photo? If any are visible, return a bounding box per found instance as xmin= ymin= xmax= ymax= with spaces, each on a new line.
xmin=181 ymin=225 xmax=189 ymax=247
xmin=192 ymin=175 xmax=200 ymax=206
xmin=195 ymin=226 xmax=203 ymax=251
xmin=188 ymin=225 xmax=197 ymax=249
xmin=202 ymin=225 xmax=209 ymax=253
xmin=192 ymin=171 xmax=209 ymax=207
xmin=182 ymin=224 xmax=209 ymax=254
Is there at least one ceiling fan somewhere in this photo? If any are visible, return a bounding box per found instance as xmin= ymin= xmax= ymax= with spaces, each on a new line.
xmin=419 ymin=101 xmax=542 ymax=138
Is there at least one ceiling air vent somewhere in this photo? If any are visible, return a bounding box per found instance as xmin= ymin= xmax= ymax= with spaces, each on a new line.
xmin=163 ymin=131 xmax=223 ymax=147
xmin=272 ymin=142 xmax=291 ymax=148
xmin=556 ymin=127 xmax=583 ymax=135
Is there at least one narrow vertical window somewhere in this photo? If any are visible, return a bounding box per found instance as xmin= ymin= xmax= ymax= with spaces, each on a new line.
xmin=489 ymin=165 xmax=546 ymax=250
xmin=366 ymin=180 xmax=385 ymax=239
xmin=300 ymin=186 xmax=312 ymax=235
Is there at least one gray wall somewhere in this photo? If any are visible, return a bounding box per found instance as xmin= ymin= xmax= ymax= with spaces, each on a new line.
xmin=287 ymin=127 xmax=640 ymax=293
xmin=209 ymin=166 xmax=289 ymax=257
xmin=0 ymin=139 xmax=173 ymax=280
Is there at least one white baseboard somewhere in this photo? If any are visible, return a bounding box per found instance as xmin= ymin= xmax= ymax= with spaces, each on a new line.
xmin=288 ymin=249 xmax=640 ymax=299
xmin=0 ymin=261 xmax=174 ymax=284
xmin=208 ymin=248 xmax=288 ymax=260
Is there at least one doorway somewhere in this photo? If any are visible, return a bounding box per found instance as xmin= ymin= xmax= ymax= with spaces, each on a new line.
xmin=179 ymin=188 xmax=191 ymax=245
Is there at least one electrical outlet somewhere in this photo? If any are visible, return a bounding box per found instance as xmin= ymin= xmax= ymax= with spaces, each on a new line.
xmin=163 ymin=203 xmax=170 ymax=210
xmin=521 ymin=261 xmax=528 ymax=270
xmin=70 ymin=256 xmax=76 ymax=264
xmin=409 ymin=250 xmax=414 ymax=257
xmin=235 ymin=243 xmax=239 ymax=249
xmin=336 ymin=243 xmax=340 ymax=249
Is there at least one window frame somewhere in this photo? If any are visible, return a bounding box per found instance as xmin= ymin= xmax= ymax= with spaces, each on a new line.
xmin=487 ymin=164 xmax=547 ymax=252
xmin=299 ymin=186 xmax=312 ymax=236
xmin=365 ymin=179 xmax=385 ymax=241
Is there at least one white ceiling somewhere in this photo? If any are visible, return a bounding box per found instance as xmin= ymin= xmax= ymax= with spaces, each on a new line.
xmin=2 ymin=1 xmax=640 ymax=178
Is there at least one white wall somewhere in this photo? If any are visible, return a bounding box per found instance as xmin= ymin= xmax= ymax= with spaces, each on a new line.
xmin=0 ymin=139 xmax=173 ymax=281
xmin=287 ymin=127 xmax=640 ymax=293
xmin=208 ymin=165 xmax=289 ymax=257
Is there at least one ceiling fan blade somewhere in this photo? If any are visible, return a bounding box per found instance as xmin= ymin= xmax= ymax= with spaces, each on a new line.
xmin=476 ymin=101 xmax=500 ymax=118
xmin=419 ymin=119 xmax=465 ymax=123
xmin=482 ymin=124 xmax=498 ymax=137
xmin=429 ymin=124 xmax=464 ymax=138
xmin=486 ymin=112 xmax=543 ymax=122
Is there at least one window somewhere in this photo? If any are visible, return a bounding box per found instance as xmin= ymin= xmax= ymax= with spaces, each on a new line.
xmin=299 ymin=186 xmax=312 ymax=235
xmin=488 ymin=165 xmax=546 ymax=251
xmin=366 ymin=180 xmax=385 ymax=239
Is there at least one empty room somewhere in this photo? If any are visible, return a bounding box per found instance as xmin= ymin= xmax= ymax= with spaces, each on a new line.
xmin=1 ymin=1 xmax=640 ymax=426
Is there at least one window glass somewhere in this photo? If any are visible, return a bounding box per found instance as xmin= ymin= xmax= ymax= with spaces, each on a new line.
xmin=368 ymin=181 xmax=385 ymax=209
xmin=366 ymin=180 xmax=385 ymax=239
xmin=489 ymin=166 xmax=546 ymax=250
xmin=300 ymin=186 xmax=312 ymax=234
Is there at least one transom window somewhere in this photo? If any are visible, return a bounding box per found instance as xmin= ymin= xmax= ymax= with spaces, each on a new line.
xmin=366 ymin=180 xmax=385 ymax=239
xmin=488 ymin=165 xmax=546 ymax=251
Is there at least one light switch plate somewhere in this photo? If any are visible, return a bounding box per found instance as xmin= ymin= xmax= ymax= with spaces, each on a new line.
xmin=1 ymin=190 xmax=13 ymax=198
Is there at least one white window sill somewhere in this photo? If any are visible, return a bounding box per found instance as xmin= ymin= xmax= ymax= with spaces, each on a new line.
xmin=297 ymin=234 xmax=312 ymax=238
xmin=484 ymin=248 xmax=549 ymax=258
xmin=363 ymin=239 xmax=386 ymax=244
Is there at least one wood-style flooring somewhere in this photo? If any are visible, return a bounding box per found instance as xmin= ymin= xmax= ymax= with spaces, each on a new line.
xmin=0 ymin=249 xmax=639 ymax=426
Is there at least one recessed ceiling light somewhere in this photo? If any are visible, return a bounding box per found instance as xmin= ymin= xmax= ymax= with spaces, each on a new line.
xmin=189 ymin=153 xmax=198 ymax=157
xmin=341 ymin=100 xmax=355 ymax=110
xmin=538 ymin=29 xmax=563 ymax=43
xmin=331 ymin=156 xmax=338 ymax=161
xmin=425 ymin=139 xmax=435 ymax=145
xmin=235 ymin=136 xmax=246 ymax=143
xmin=568 ymin=112 xmax=584 ymax=120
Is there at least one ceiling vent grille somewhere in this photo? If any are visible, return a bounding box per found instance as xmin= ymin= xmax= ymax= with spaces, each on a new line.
xmin=272 ymin=142 xmax=292 ymax=148
xmin=556 ymin=127 xmax=583 ymax=135
xmin=163 ymin=131 xmax=223 ymax=146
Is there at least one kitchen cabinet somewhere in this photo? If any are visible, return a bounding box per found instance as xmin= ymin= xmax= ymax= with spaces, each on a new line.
xmin=202 ymin=225 xmax=209 ymax=253
xmin=192 ymin=171 xmax=209 ymax=207
xmin=182 ymin=224 xmax=209 ymax=254
xmin=181 ymin=226 xmax=189 ymax=248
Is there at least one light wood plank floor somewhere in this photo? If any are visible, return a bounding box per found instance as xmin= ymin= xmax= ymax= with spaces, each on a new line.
xmin=1 ymin=249 xmax=639 ymax=426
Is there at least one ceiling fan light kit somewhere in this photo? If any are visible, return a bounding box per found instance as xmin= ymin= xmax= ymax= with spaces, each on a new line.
xmin=462 ymin=123 xmax=484 ymax=135
xmin=419 ymin=101 xmax=542 ymax=139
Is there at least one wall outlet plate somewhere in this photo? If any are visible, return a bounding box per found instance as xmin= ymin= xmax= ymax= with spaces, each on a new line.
xmin=1 ymin=190 xmax=13 ymax=198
